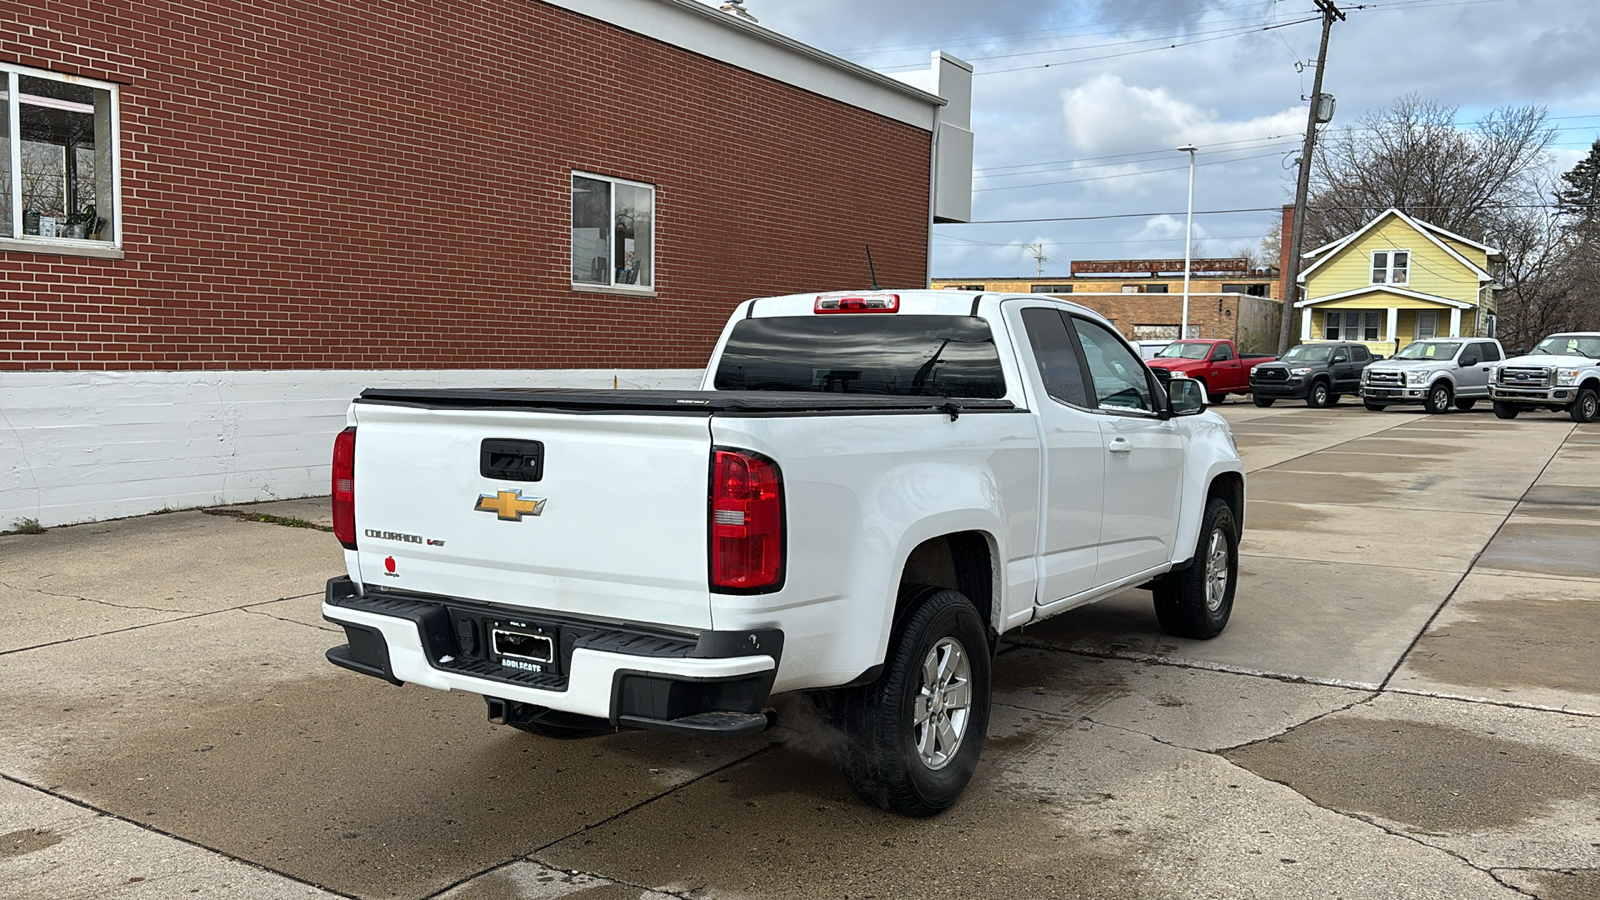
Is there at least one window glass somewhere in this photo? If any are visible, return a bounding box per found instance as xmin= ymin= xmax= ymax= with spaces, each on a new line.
xmin=1372 ymin=251 xmax=1389 ymax=283
xmin=613 ymin=181 xmax=652 ymax=287
xmin=12 ymin=71 xmax=115 ymax=241
xmin=1324 ymin=311 xmax=1341 ymax=340
xmin=1072 ymin=317 xmax=1153 ymax=412
xmin=572 ymin=174 xmax=655 ymax=288
xmin=1353 ymin=346 xmax=1370 ymax=361
xmin=0 ymin=87 xmax=10 ymax=238
xmin=1282 ymin=344 xmax=1333 ymax=363
xmin=1021 ymin=307 xmax=1089 ymax=407
xmin=713 ymin=316 xmax=1006 ymax=398
xmin=1030 ymin=284 xmax=1073 ymax=294
xmin=1392 ymin=251 xmax=1409 ymax=284
xmin=1211 ymin=343 xmax=1234 ymax=361
xmin=1416 ymin=310 xmax=1439 ymax=339
xmin=1144 ymin=284 xmax=1169 ymax=294
xmin=571 ymin=176 xmax=609 ymax=284
xmin=1363 ymin=311 xmax=1381 ymax=341
xmin=1478 ymin=342 xmax=1501 ymax=362
xmin=1156 ymin=341 xmax=1209 ymax=359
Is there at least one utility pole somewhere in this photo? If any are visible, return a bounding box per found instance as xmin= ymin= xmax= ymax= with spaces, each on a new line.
xmin=1276 ymin=0 xmax=1345 ymax=355
xmin=1025 ymin=243 xmax=1046 ymax=278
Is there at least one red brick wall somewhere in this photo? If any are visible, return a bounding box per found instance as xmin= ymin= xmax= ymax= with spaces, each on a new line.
xmin=1070 ymin=295 xmax=1244 ymax=342
xmin=0 ymin=0 xmax=932 ymax=371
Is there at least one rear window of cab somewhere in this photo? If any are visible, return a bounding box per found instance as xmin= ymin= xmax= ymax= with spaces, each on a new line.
xmin=713 ymin=316 xmax=1007 ymax=399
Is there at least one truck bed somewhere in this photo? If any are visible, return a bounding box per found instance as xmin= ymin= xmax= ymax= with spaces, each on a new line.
xmin=357 ymin=388 xmax=1017 ymax=416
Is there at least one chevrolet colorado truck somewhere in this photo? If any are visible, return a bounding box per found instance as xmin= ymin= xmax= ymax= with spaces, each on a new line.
xmin=321 ymin=290 xmax=1245 ymax=817
xmin=1359 ymin=338 xmax=1504 ymax=414
xmin=1249 ymin=341 xmax=1375 ymax=408
xmin=1489 ymin=332 xmax=1600 ymax=422
xmin=1145 ymin=339 xmax=1276 ymax=402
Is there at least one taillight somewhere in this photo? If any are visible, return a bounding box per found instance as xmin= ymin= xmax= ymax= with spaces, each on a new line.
xmin=332 ymin=427 xmax=357 ymax=550
xmin=815 ymin=293 xmax=899 ymax=313
xmin=710 ymin=449 xmax=784 ymax=591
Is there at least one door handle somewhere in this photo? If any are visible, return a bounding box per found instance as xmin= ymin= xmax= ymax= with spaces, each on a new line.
xmin=1107 ymin=437 xmax=1132 ymax=454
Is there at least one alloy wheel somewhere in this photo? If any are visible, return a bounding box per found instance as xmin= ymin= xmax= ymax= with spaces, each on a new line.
xmin=913 ymin=637 xmax=972 ymax=770
xmin=1204 ymin=527 xmax=1230 ymax=612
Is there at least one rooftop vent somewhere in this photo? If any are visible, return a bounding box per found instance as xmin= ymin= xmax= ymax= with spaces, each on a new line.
xmin=719 ymin=1 xmax=758 ymax=23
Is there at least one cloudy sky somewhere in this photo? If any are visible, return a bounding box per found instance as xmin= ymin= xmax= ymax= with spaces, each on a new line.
xmin=703 ymin=0 xmax=1600 ymax=279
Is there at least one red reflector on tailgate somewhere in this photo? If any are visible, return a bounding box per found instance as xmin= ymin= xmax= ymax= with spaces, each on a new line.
xmin=815 ymin=293 xmax=899 ymax=314
xmin=710 ymin=449 xmax=784 ymax=591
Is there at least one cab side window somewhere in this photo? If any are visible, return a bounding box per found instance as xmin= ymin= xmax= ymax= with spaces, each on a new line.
xmin=1352 ymin=345 xmax=1370 ymax=362
xmin=1477 ymin=342 xmax=1501 ymax=362
xmin=1212 ymin=343 xmax=1234 ymax=362
xmin=1071 ymin=317 xmax=1154 ymax=412
xmin=1021 ymin=307 xmax=1090 ymax=408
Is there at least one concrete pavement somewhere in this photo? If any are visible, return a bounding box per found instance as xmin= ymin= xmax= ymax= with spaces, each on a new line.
xmin=1 ymin=400 xmax=1596 ymax=898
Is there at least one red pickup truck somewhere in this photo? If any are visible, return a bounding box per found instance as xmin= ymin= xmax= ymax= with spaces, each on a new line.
xmin=1145 ymin=340 xmax=1277 ymax=402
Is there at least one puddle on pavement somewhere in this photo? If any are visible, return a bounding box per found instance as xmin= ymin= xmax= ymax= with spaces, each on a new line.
xmin=1337 ymin=438 xmax=1465 ymax=456
xmin=40 ymin=672 xmax=766 ymax=899
xmin=1225 ymin=717 xmax=1600 ymax=833
xmin=1404 ymin=596 xmax=1600 ymax=696
xmin=1517 ymin=485 xmax=1600 ymax=520
xmin=1240 ymin=500 xmax=1332 ymax=532
xmin=538 ymin=746 xmax=1170 ymax=900
xmin=1248 ymin=470 xmax=1393 ymax=505
xmin=1277 ymin=451 xmax=1434 ymax=474
xmin=1529 ymin=869 xmax=1600 ymax=900
xmin=0 ymin=828 xmax=62 ymax=860
xmin=1476 ymin=521 xmax=1600 ymax=580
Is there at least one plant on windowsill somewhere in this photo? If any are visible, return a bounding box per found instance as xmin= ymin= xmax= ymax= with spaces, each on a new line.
xmin=63 ymin=204 xmax=97 ymax=240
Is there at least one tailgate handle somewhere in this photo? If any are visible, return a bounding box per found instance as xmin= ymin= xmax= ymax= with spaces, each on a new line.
xmin=480 ymin=438 xmax=544 ymax=482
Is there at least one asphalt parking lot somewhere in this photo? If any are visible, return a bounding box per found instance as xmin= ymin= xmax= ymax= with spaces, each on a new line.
xmin=2 ymin=401 xmax=1597 ymax=900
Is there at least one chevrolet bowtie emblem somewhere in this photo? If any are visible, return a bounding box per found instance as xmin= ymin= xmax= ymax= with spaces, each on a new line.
xmin=475 ymin=489 xmax=547 ymax=521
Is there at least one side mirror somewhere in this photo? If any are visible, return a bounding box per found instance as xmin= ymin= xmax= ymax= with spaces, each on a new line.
xmin=1332 ymin=354 xmax=1348 ymax=363
xmin=1461 ymin=356 xmax=1478 ymax=367
xmin=1167 ymin=377 xmax=1207 ymax=416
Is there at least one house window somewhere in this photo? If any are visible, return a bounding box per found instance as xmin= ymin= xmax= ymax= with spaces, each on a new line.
xmin=3 ymin=63 xmax=120 ymax=245
xmin=1030 ymin=284 xmax=1073 ymax=293
xmin=571 ymin=172 xmax=654 ymax=289
xmin=1372 ymin=250 xmax=1410 ymax=285
xmin=943 ymin=284 xmax=986 ymax=291
xmin=1144 ymin=284 xmax=1169 ymax=294
xmin=1416 ymin=310 xmax=1438 ymax=339
xmin=1324 ymin=310 xmax=1382 ymax=341
xmin=1222 ymin=283 xmax=1269 ymax=297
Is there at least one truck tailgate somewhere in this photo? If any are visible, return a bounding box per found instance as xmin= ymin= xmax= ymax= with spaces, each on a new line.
xmin=349 ymin=402 xmax=714 ymax=631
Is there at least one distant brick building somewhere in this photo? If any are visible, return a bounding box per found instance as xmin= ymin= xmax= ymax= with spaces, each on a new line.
xmin=1 ymin=0 xmax=974 ymax=525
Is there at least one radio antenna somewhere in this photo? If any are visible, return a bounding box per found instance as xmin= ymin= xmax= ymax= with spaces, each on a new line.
xmin=865 ymin=244 xmax=881 ymax=290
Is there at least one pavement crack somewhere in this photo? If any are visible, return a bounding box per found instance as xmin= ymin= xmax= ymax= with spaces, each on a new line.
xmin=240 ymin=607 xmax=341 ymax=634
xmin=0 ymin=577 xmax=190 ymax=614
xmin=1211 ymin=692 xmax=1380 ymax=755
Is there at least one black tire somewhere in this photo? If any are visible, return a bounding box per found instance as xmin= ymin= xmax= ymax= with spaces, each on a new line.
xmin=1327 ymin=393 xmax=1342 ymax=406
xmin=1210 ymin=392 xmax=1228 ymax=403
xmin=1363 ymin=400 xmax=1387 ymax=412
xmin=1306 ymin=380 xmax=1331 ymax=408
xmin=1572 ymin=387 xmax=1599 ymax=423
xmin=1493 ymin=401 xmax=1520 ymax=419
xmin=1153 ymin=496 xmax=1238 ymax=640
xmin=835 ymin=586 xmax=991 ymax=818
xmin=1253 ymin=396 xmax=1275 ymax=408
xmin=1424 ymin=381 xmax=1453 ymax=414
xmin=1454 ymin=398 xmax=1477 ymax=411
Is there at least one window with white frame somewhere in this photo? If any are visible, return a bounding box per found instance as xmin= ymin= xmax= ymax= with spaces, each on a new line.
xmin=1415 ymin=310 xmax=1439 ymax=339
xmin=1324 ymin=310 xmax=1382 ymax=341
xmin=2 ymin=64 xmax=119 ymax=245
xmin=1371 ymin=250 xmax=1409 ymax=285
xmin=571 ymin=172 xmax=654 ymax=289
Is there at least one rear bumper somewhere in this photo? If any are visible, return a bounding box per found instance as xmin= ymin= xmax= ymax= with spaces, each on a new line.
xmin=322 ymin=577 xmax=780 ymax=735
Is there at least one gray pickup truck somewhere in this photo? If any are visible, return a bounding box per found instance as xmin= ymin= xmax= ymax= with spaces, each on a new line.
xmin=1249 ymin=341 xmax=1375 ymax=408
xmin=1359 ymin=338 xmax=1504 ymax=414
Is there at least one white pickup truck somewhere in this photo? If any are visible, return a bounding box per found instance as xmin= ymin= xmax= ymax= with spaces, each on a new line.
xmin=1489 ymin=332 xmax=1600 ymax=422
xmin=322 ymin=290 xmax=1245 ymax=816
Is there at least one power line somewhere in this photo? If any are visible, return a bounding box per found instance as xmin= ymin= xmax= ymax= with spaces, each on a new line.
xmin=944 ymin=207 xmax=1287 ymax=226
xmin=974 ymin=134 xmax=1303 ymax=176
xmin=974 ymin=149 xmax=1295 ymax=193
xmin=975 ymin=16 xmax=1321 ymax=76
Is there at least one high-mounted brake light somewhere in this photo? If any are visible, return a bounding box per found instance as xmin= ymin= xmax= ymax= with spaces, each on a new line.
xmin=815 ymin=293 xmax=899 ymax=314
xmin=332 ymin=427 xmax=357 ymax=550
xmin=710 ymin=449 xmax=784 ymax=591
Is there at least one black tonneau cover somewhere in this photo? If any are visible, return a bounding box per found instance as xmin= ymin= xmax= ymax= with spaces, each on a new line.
xmin=356 ymin=388 xmax=1016 ymax=416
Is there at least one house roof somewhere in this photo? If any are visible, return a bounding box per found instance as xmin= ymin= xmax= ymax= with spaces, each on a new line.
xmin=1296 ymin=285 xmax=1477 ymax=310
xmin=1298 ymin=208 xmax=1494 ymax=284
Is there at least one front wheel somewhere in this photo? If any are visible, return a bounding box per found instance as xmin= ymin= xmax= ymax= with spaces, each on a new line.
xmin=1153 ymin=496 xmax=1238 ymax=640
xmin=1493 ymin=401 xmax=1521 ymax=419
xmin=1253 ymin=396 xmax=1275 ymax=408
xmin=1572 ymin=387 xmax=1599 ymax=423
xmin=835 ymin=587 xmax=991 ymax=817
xmin=1454 ymin=398 xmax=1477 ymax=411
xmin=1424 ymin=382 xmax=1453 ymax=414
xmin=1363 ymin=400 xmax=1387 ymax=412
xmin=1306 ymin=381 xmax=1331 ymax=408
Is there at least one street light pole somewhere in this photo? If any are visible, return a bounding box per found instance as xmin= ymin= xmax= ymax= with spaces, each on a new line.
xmin=1177 ymin=144 xmax=1197 ymax=340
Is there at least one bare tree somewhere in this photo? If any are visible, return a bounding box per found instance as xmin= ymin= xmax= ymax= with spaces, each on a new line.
xmin=1305 ymin=95 xmax=1556 ymax=246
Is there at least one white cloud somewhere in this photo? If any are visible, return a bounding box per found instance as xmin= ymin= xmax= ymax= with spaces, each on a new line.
xmin=1061 ymin=74 xmax=1303 ymax=157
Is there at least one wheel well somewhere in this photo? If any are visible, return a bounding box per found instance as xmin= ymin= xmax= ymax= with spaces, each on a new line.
xmin=899 ymin=531 xmax=995 ymax=638
xmin=1582 ymin=377 xmax=1600 ymax=395
xmin=1208 ymin=472 xmax=1245 ymax=533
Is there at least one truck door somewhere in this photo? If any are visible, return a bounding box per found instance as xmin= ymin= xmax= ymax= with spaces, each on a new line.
xmin=1067 ymin=315 xmax=1185 ymax=585
xmin=1458 ymin=341 xmax=1497 ymax=395
xmin=1209 ymin=342 xmax=1240 ymax=392
xmin=1012 ymin=305 xmax=1106 ymax=603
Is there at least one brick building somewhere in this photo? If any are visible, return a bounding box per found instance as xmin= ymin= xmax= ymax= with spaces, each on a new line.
xmin=1 ymin=0 xmax=974 ymax=526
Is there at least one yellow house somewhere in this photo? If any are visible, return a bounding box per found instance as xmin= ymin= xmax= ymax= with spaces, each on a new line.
xmin=1296 ymin=208 xmax=1502 ymax=355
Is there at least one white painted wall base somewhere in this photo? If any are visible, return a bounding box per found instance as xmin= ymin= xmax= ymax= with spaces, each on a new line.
xmin=1 ymin=368 xmax=702 ymax=528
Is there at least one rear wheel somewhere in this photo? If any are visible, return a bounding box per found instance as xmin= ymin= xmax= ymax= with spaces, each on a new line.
xmin=1493 ymin=401 xmax=1520 ymax=419
xmin=1424 ymin=382 xmax=1454 ymax=415
xmin=1153 ymin=496 xmax=1238 ymax=640
xmin=1253 ymin=396 xmax=1275 ymax=408
xmin=1454 ymin=398 xmax=1477 ymax=411
xmin=835 ymin=587 xmax=991 ymax=817
xmin=1572 ymin=387 xmax=1599 ymax=423
xmin=1307 ymin=380 xmax=1331 ymax=408
xmin=1363 ymin=400 xmax=1387 ymax=412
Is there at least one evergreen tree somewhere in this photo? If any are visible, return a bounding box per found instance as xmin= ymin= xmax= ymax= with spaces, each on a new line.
xmin=1556 ymin=139 xmax=1600 ymax=230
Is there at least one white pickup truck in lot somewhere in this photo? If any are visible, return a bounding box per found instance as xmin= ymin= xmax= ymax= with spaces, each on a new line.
xmin=322 ymin=290 xmax=1245 ymax=816
xmin=1489 ymin=332 xmax=1600 ymax=422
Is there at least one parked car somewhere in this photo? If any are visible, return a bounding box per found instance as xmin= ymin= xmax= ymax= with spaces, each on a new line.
xmin=1133 ymin=339 xmax=1172 ymax=360
xmin=1248 ymin=341 xmax=1375 ymax=408
xmin=1145 ymin=339 xmax=1277 ymax=402
xmin=1488 ymin=332 xmax=1600 ymax=422
xmin=320 ymin=289 xmax=1246 ymax=817
xmin=1359 ymin=338 xmax=1505 ymax=413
